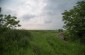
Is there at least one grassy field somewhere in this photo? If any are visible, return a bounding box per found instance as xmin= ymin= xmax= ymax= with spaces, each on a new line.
xmin=0 ymin=30 xmax=85 ymax=55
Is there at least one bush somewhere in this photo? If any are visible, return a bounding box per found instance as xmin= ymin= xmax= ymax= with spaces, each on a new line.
xmin=62 ymin=1 xmax=85 ymax=43
xmin=0 ymin=29 xmax=31 ymax=55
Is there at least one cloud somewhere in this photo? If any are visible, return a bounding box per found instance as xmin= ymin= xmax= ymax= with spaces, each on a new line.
xmin=0 ymin=0 xmax=5 ymax=4
xmin=21 ymin=14 xmax=36 ymax=21
xmin=40 ymin=0 xmax=80 ymax=29
xmin=0 ymin=0 xmax=81 ymax=30
xmin=44 ymin=0 xmax=80 ymax=15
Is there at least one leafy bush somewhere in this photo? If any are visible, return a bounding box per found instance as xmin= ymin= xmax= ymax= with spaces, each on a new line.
xmin=0 ymin=29 xmax=31 ymax=55
xmin=62 ymin=1 xmax=85 ymax=43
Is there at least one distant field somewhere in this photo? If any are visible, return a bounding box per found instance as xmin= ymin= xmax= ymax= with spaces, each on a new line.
xmin=0 ymin=30 xmax=85 ymax=55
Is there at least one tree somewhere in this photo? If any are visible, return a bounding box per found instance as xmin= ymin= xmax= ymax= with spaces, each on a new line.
xmin=58 ymin=29 xmax=63 ymax=32
xmin=62 ymin=1 xmax=85 ymax=41
xmin=0 ymin=7 xmax=1 ymax=13
xmin=0 ymin=7 xmax=21 ymax=29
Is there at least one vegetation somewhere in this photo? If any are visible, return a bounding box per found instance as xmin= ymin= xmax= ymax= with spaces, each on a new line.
xmin=0 ymin=30 xmax=85 ymax=55
xmin=0 ymin=8 xmax=21 ymax=29
xmin=0 ymin=1 xmax=85 ymax=55
xmin=62 ymin=1 xmax=85 ymax=42
xmin=0 ymin=7 xmax=25 ymax=55
xmin=0 ymin=30 xmax=31 ymax=55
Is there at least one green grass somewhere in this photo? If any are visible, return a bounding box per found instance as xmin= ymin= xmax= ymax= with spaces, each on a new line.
xmin=0 ymin=30 xmax=85 ymax=55
xmin=26 ymin=30 xmax=85 ymax=55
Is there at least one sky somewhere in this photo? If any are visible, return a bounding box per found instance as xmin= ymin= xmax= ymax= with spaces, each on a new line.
xmin=0 ymin=0 xmax=82 ymax=30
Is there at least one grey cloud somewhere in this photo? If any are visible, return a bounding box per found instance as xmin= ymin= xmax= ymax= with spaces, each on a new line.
xmin=21 ymin=14 xmax=36 ymax=20
xmin=0 ymin=0 xmax=83 ymax=30
xmin=44 ymin=0 xmax=81 ymax=16
xmin=45 ymin=21 xmax=52 ymax=23
xmin=42 ymin=0 xmax=81 ymax=29
xmin=57 ymin=0 xmax=82 ymax=11
xmin=0 ymin=0 xmax=4 ymax=3
xmin=0 ymin=0 xmax=7 ymax=6
xmin=44 ymin=10 xmax=58 ymax=16
xmin=1 ymin=8 xmax=17 ymax=16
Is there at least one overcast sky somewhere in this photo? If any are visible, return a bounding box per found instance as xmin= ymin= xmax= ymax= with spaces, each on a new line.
xmin=0 ymin=0 xmax=82 ymax=30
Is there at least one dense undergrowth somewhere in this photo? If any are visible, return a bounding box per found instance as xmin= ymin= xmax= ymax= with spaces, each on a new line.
xmin=0 ymin=29 xmax=31 ymax=55
xmin=0 ymin=30 xmax=85 ymax=55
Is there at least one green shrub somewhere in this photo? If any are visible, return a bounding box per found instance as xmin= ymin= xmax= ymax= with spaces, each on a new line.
xmin=62 ymin=1 xmax=85 ymax=43
xmin=0 ymin=30 xmax=31 ymax=55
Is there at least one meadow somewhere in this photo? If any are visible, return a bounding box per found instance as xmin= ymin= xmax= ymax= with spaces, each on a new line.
xmin=0 ymin=30 xmax=85 ymax=55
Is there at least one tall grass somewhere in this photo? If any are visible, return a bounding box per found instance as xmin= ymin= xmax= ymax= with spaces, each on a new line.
xmin=27 ymin=31 xmax=85 ymax=55
xmin=0 ymin=30 xmax=85 ymax=55
xmin=0 ymin=29 xmax=31 ymax=55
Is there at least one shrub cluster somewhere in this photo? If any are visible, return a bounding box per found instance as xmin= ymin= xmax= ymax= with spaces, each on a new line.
xmin=0 ymin=29 xmax=31 ymax=55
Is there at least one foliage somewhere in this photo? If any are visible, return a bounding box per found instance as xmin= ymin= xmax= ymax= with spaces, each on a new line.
xmin=57 ymin=29 xmax=63 ymax=32
xmin=0 ymin=8 xmax=21 ymax=29
xmin=0 ymin=30 xmax=31 ymax=55
xmin=0 ymin=30 xmax=85 ymax=55
xmin=25 ymin=30 xmax=85 ymax=55
xmin=62 ymin=1 xmax=85 ymax=41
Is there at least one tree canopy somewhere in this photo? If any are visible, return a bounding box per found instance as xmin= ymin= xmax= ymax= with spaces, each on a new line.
xmin=0 ymin=7 xmax=21 ymax=29
xmin=62 ymin=1 xmax=85 ymax=41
